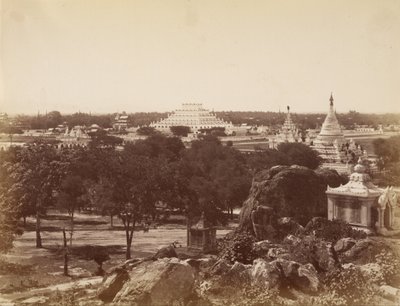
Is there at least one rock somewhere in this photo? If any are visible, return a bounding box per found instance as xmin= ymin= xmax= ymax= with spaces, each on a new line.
xmin=379 ymin=285 xmax=400 ymax=302
xmin=283 ymin=234 xmax=302 ymax=246
xmin=238 ymin=166 xmax=343 ymax=232
xmin=334 ymin=238 xmax=356 ymax=253
xmin=98 ymin=268 xmax=130 ymax=302
xmin=287 ymin=235 xmax=337 ymax=272
xmin=297 ymin=264 xmax=319 ymax=293
xmin=274 ymin=259 xmax=319 ymax=294
xmin=185 ymin=257 xmax=217 ymax=274
xmin=276 ymin=218 xmax=305 ymax=238
xmin=152 ymin=244 xmax=178 ymax=259
xmin=113 ymin=258 xmax=196 ymax=305
xmin=254 ymin=240 xmax=273 ymax=250
xmin=20 ymin=296 xmax=48 ymax=304
xmin=276 ymin=259 xmax=300 ymax=279
xmin=267 ymin=247 xmax=290 ymax=260
xmin=210 ymin=258 xmax=232 ymax=276
xmin=304 ymin=217 xmax=329 ymax=233
xmin=360 ymin=263 xmax=384 ymax=285
xmin=226 ymin=261 xmax=251 ymax=282
xmin=312 ymin=240 xmax=337 ymax=271
xmin=251 ymin=206 xmax=276 ymax=240
xmin=250 ymin=258 xmax=281 ymax=289
xmin=341 ymin=239 xmax=386 ymax=264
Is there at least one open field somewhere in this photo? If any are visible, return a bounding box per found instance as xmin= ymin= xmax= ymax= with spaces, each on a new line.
xmin=0 ymin=211 xmax=232 ymax=303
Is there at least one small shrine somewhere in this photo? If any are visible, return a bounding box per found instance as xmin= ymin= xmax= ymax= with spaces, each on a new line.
xmin=326 ymin=159 xmax=398 ymax=232
xmin=188 ymin=213 xmax=216 ymax=252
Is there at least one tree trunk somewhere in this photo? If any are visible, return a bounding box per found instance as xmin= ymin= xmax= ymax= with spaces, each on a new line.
xmin=36 ymin=209 xmax=42 ymax=248
xmin=69 ymin=212 xmax=74 ymax=247
xmin=125 ymin=228 xmax=131 ymax=260
xmin=186 ymin=215 xmax=190 ymax=247
xmin=110 ymin=214 xmax=113 ymax=228
xmin=23 ymin=216 xmax=26 ymax=227
xmin=63 ymin=228 xmax=68 ymax=276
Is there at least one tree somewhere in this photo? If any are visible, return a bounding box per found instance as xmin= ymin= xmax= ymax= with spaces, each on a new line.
xmin=97 ymin=149 xmax=161 ymax=259
xmin=245 ymin=149 xmax=289 ymax=174
xmin=5 ymin=144 xmax=64 ymax=247
xmin=170 ymin=126 xmax=191 ymax=137
xmin=57 ymin=175 xmax=86 ymax=246
xmin=0 ymin=147 xmax=23 ymax=252
xmin=277 ymin=142 xmax=322 ymax=170
xmin=136 ymin=126 xmax=158 ymax=136
xmin=183 ymin=136 xmax=252 ymax=224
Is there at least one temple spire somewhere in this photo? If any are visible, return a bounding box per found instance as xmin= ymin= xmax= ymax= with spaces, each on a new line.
xmin=329 ymin=93 xmax=334 ymax=106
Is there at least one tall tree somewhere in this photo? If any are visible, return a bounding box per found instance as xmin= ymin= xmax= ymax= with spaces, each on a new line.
xmin=6 ymin=144 xmax=64 ymax=247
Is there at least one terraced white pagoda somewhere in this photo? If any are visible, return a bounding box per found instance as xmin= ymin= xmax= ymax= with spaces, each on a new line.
xmin=312 ymin=94 xmax=346 ymax=163
xmin=150 ymin=103 xmax=233 ymax=133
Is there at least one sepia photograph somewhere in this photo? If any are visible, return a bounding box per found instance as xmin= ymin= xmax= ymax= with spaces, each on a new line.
xmin=0 ymin=0 xmax=400 ymax=305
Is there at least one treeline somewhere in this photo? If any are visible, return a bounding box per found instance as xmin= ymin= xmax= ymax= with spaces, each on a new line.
xmin=6 ymin=110 xmax=400 ymax=131
xmin=0 ymin=135 xmax=321 ymax=259
xmin=373 ymin=135 xmax=400 ymax=186
xmin=217 ymin=111 xmax=400 ymax=130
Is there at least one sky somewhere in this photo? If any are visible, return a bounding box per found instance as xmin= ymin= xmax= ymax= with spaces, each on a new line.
xmin=0 ymin=0 xmax=399 ymax=115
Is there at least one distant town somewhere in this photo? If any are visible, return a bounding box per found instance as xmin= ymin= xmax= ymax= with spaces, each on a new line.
xmin=1 ymin=95 xmax=400 ymax=174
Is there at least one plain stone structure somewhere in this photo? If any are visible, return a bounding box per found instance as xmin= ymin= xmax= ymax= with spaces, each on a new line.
xmin=326 ymin=159 xmax=397 ymax=232
xmin=188 ymin=213 xmax=216 ymax=252
xmin=150 ymin=103 xmax=233 ymax=134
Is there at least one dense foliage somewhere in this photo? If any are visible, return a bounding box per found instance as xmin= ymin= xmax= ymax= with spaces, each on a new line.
xmin=218 ymin=232 xmax=257 ymax=264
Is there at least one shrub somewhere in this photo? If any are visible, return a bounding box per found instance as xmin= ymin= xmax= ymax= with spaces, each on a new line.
xmin=323 ymin=265 xmax=376 ymax=305
xmin=375 ymin=249 xmax=400 ymax=284
xmin=218 ymin=232 xmax=257 ymax=264
xmin=305 ymin=218 xmax=366 ymax=243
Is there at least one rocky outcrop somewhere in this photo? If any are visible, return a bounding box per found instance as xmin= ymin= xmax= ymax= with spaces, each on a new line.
xmin=113 ymin=258 xmax=196 ymax=305
xmin=238 ymin=166 xmax=344 ymax=236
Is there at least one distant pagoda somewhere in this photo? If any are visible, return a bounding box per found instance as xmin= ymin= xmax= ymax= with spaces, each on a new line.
xmin=150 ymin=103 xmax=233 ymax=134
xmin=277 ymin=106 xmax=302 ymax=143
xmin=315 ymin=94 xmax=345 ymax=146
xmin=312 ymin=94 xmax=346 ymax=163
xmin=270 ymin=106 xmax=302 ymax=148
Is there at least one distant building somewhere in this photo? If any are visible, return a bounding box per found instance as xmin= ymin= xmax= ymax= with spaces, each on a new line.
xmin=312 ymin=94 xmax=346 ymax=164
xmin=113 ymin=112 xmax=129 ymax=131
xmin=150 ymin=103 xmax=233 ymax=134
xmin=269 ymin=106 xmax=302 ymax=148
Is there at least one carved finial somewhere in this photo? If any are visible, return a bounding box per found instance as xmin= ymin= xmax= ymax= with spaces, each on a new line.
xmin=329 ymin=93 xmax=334 ymax=106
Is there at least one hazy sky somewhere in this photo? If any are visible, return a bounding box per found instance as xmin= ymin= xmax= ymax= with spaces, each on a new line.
xmin=1 ymin=0 xmax=399 ymax=114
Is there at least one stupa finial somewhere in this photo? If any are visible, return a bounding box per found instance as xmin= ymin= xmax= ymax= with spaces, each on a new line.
xmin=329 ymin=93 xmax=334 ymax=106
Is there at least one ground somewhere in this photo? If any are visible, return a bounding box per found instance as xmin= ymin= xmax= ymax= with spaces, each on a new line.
xmin=0 ymin=211 xmax=232 ymax=304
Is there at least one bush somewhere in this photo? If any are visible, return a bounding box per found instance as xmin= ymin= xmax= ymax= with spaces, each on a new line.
xmin=375 ymin=249 xmax=400 ymax=284
xmin=322 ymin=265 xmax=377 ymax=305
xmin=305 ymin=218 xmax=366 ymax=243
xmin=218 ymin=232 xmax=257 ymax=264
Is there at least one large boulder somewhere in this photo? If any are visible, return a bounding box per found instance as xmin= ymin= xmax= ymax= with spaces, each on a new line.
xmin=98 ymin=268 xmax=129 ymax=302
xmin=113 ymin=258 xmax=196 ymax=305
xmin=250 ymin=258 xmax=282 ymax=289
xmin=238 ymin=166 xmax=344 ymax=234
xmin=287 ymin=235 xmax=338 ymax=272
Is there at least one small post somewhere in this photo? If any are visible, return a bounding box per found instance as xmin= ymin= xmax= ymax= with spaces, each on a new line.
xmin=63 ymin=228 xmax=68 ymax=276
